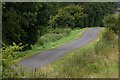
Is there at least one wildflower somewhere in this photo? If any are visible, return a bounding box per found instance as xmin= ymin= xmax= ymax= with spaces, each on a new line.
xmin=76 ymin=66 xmax=78 ymax=68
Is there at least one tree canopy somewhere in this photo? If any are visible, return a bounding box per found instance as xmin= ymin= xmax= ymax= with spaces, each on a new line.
xmin=2 ymin=2 xmax=117 ymax=50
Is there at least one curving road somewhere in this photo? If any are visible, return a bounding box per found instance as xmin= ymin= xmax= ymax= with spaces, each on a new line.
xmin=18 ymin=27 xmax=103 ymax=70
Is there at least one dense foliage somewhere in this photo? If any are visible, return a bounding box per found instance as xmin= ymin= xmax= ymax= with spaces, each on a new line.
xmin=49 ymin=4 xmax=86 ymax=28
xmin=103 ymin=14 xmax=120 ymax=35
xmin=79 ymin=3 xmax=117 ymax=27
xmin=2 ymin=2 xmax=117 ymax=50
xmin=2 ymin=43 xmax=23 ymax=78
xmin=2 ymin=3 xmax=50 ymax=50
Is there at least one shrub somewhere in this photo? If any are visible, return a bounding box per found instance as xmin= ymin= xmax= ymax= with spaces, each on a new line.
xmin=35 ymin=28 xmax=71 ymax=47
xmin=2 ymin=43 xmax=23 ymax=78
xmin=102 ymin=14 xmax=120 ymax=35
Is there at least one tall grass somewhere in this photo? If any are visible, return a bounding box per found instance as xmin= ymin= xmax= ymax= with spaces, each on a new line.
xmin=34 ymin=28 xmax=71 ymax=47
xmin=13 ymin=28 xmax=87 ymax=62
xmin=22 ymin=28 xmax=118 ymax=78
xmin=13 ymin=28 xmax=72 ymax=60
xmin=3 ymin=28 xmax=118 ymax=78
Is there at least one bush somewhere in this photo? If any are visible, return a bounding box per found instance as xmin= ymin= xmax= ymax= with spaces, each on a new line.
xmin=101 ymin=28 xmax=116 ymax=41
xmin=102 ymin=14 xmax=120 ymax=35
xmin=36 ymin=28 xmax=71 ymax=46
xmin=2 ymin=43 xmax=23 ymax=78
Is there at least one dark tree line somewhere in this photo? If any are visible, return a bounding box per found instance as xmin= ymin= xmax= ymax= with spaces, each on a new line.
xmin=2 ymin=3 xmax=49 ymax=50
xmin=2 ymin=2 xmax=117 ymax=50
xmin=78 ymin=2 xmax=117 ymax=27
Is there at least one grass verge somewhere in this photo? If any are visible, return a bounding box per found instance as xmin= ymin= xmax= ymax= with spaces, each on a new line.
xmin=3 ymin=28 xmax=118 ymax=78
xmin=33 ymin=28 xmax=118 ymax=78
xmin=14 ymin=28 xmax=88 ymax=62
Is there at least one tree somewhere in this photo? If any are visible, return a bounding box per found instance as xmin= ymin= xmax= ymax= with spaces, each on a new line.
xmin=49 ymin=4 xmax=86 ymax=29
xmin=2 ymin=2 xmax=117 ymax=50
xmin=77 ymin=2 xmax=117 ymax=27
xmin=2 ymin=2 xmax=47 ymax=50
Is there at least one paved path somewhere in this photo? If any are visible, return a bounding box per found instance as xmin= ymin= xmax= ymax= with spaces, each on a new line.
xmin=18 ymin=27 xmax=103 ymax=70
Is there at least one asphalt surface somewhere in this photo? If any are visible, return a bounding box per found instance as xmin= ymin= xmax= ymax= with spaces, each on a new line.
xmin=18 ymin=27 xmax=103 ymax=70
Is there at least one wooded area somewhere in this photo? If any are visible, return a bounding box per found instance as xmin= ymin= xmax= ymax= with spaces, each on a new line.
xmin=2 ymin=2 xmax=117 ymax=50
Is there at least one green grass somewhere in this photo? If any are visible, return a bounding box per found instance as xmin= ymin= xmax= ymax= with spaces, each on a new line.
xmin=13 ymin=28 xmax=87 ymax=62
xmin=3 ymin=28 xmax=118 ymax=78
xmin=31 ymin=28 xmax=118 ymax=78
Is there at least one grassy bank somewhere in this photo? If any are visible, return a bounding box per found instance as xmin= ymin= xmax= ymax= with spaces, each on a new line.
xmin=23 ymin=28 xmax=118 ymax=78
xmin=3 ymin=28 xmax=118 ymax=78
xmin=13 ymin=28 xmax=87 ymax=62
